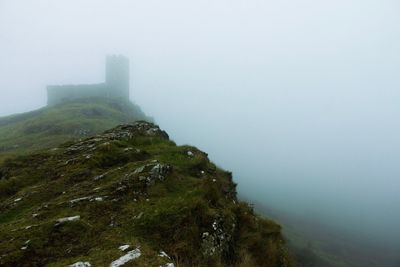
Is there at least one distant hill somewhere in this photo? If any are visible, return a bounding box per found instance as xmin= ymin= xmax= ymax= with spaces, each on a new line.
xmin=0 ymin=98 xmax=152 ymax=155
xmin=0 ymin=121 xmax=294 ymax=266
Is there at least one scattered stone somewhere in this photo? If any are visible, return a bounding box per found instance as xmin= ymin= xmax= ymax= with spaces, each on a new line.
xmin=102 ymin=122 xmax=165 ymax=141
xmin=202 ymin=234 xmax=217 ymax=256
xmin=131 ymin=162 xmax=171 ymax=186
xmin=212 ymin=220 xmax=218 ymax=230
xmin=150 ymin=163 xmax=171 ymax=182
xmin=202 ymin=232 xmax=210 ymax=239
xmin=55 ymin=215 xmax=80 ymax=226
xmin=69 ymin=262 xmax=92 ymax=267
xmin=133 ymin=165 xmax=145 ymax=174
xmin=110 ymin=248 xmax=141 ymax=267
xmin=123 ymin=147 xmax=139 ymax=152
xmin=146 ymin=127 xmax=159 ymax=136
xmin=149 ymin=164 xmax=170 ymax=184
xmin=212 ymin=179 xmax=217 ymax=183
xmin=201 ymin=218 xmax=234 ymax=257
xmin=70 ymin=197 xmax=91 ymax=204
xmin=94 ymin=197 xmax=104 ymax=202
xmin=158 ymin=251 xmax=171 ymax=259
xmin=116 ymin=185 xmax=127 ymax=192
xmin=187 ymin=151 xmax=194 ymax=157
xmin=119 ymin=245 xmax=130 ymax=251
xmin=160 ymin=264 xmax=174 ymax=267
xmin=14 ymin=198 xmax=22 ymax=202
xmin=94 ymin=173 xmax=107 ymax=181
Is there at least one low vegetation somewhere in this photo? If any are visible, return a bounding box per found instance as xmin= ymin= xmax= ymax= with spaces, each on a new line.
xmin=0 ymin=121 xmax=293 ymax=266
xmin=0 ymin=97 xmax=152 ymax=154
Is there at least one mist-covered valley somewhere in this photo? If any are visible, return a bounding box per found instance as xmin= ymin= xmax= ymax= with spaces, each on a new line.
xmin=1 ymin=1 xmax=400 ymax=266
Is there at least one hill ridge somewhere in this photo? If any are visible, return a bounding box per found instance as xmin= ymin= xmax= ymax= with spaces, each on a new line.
xmin=0 ymin=120 xmax=293 ymax=266
xmin=0 ymin=98 xmax=152 ymax=155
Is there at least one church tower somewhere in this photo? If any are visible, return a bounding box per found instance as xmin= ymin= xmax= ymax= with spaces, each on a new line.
xmin=106 ymin=55 xmax=130 ymax=99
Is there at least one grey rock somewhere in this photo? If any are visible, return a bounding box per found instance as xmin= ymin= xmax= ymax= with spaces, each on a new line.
xmin=69 ymin=262 xmax=91 ymax=267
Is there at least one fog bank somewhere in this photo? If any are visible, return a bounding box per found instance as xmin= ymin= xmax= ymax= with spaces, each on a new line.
xmin=1 ymin=0 xmax=400 ymax=260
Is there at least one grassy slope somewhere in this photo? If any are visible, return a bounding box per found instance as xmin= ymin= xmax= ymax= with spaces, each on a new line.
xmin=0 ymin=98 xmax=152 ymax=155
xmin=0 ymin=122 xmax=293 ymax=267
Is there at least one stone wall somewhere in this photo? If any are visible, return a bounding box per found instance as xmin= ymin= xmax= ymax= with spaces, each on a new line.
xmin=47 ymin=83 xmax=108 ymax=106
xmin=46 ymin=55 xmax=130 ymax=106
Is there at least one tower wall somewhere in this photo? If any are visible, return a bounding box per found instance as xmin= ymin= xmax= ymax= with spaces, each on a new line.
xmin=106 ymin=55 xmax=130 ymax=100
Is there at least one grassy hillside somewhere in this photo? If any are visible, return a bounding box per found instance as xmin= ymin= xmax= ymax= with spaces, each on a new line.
xmin=0 ymin=121 xmax=293 ymax=266
xmin=0 ymin=98 xmax=152 ymax=155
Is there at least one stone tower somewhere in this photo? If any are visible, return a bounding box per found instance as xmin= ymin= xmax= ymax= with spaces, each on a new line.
xmin=46 ymin=55 xmax=130 ymax=106
xmin=106 ymin=55 xmax=130 ymax=99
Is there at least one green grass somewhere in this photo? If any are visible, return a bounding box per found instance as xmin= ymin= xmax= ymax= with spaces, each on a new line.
xmin=0 ymin=120 xmax=293 ymax=267
xmin=0 ymin=97 xmax=152 ymax=154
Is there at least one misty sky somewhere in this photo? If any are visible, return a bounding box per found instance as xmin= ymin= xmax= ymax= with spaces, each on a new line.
xmin=1 ymin=0 xmax=400 ymax=246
